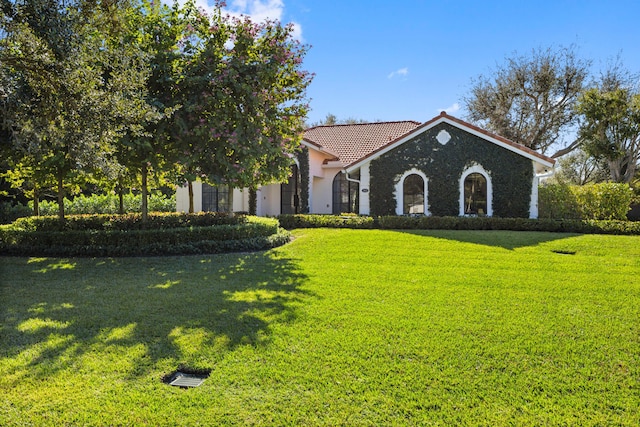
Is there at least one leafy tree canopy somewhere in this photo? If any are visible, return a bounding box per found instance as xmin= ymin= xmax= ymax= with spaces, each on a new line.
xmin=307 ymin=113 xmax=372 ymax=127
xmin=173 ymin=5 xmax=313 ymax=189
xmin=577 ymin=65 xmax=640 ymax=183
xmin=0 ymin=0 xmax=157 ymax=219
xmin=464 ymin=45 xmax=590 ymax=157
xmin=0 ymin=0 xmax=313 ymax=219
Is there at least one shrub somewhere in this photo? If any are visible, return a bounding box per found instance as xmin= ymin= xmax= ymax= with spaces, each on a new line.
xmin=574 ymin=182 xmax=633 ymax=220
xmin=539 ymin=182 xmax=632 ymax=220
xmin=10 ymin=212 xmax=246 ymax=232
xmin=538 ymin=183 xmax=581 ymax=219
xmin=31 ymin=192 xmax=175 ymax=216
xmin=278 ymin=214 xmax=640 ymax=235
xmin=278 ymin=214 xmax=376 ymax=229
xmin=0 ymin=202 xmax=32 ymax=224
xmin=0 ymin=215 xmax=288 ymax=257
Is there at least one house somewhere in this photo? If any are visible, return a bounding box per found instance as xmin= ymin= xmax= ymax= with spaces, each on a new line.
xmin=176 ymin=112 xmax=555 ymax=218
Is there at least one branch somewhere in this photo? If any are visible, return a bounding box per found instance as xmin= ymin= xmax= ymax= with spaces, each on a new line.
xmin=551 ymin=138 xmax=582 ymax=158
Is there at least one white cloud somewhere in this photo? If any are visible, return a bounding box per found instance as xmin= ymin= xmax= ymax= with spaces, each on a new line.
xmin=229 ymin=0 xmax=283 ymax=21
xmin=226 ymin=0 xmax=303 ymax=41
xmin=387 ymin=67 xmax=409 ymax=79
xmin=289 ymin=22 xmax=303 ymax=41
xmin=171 ymin=0 xmax=303 ymax=41
xmin=438 ymin=103 xmax=460 ymax=115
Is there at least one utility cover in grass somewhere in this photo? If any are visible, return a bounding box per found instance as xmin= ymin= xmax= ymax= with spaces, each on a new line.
xmin=163 ymin=367 xmax=211 ymax=389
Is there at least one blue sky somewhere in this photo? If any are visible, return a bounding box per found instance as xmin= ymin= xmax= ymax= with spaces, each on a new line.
xmin=201 ymin=0 xmax=640 ymax=125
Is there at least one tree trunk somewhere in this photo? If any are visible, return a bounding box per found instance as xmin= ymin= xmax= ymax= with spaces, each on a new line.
xmin=249 ymin=187 xmax=257 ymax=215
xmin=141 ymin=162 xmax=148 ymax=222
xmin=188 ymin=181 xmax=194 ymax=213
xmin=33 ymin=185 xmax=40 ymax=216
xmin=118 ymin=179 xmax=124 ymax=215
xmin=57 ymin=173 xmax=65 ymax=222
xmin=227 ymin=184 xmax=234 ymax=215
xmin=608 ymin=155 xmax=637 ymax=183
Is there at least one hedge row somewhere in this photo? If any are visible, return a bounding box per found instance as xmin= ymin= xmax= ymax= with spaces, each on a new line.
xmin=277 ymin=214 xmax=376 ymax=229
xmin=278 ymin=214 xmax=640 ymax=235
xmin=538 ymin=182 xmax=633 ymax=220
xmin=11 ymin=212 xmax=246 ymax=232
xmin=33 ymin=193 xmax=175 ymax=216
xmin=0 ymin=216 xmax=290 ymax=257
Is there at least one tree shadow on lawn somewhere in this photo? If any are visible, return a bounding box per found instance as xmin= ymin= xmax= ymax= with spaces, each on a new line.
xmin=0 ymin=251 xmax=311 ymax=385
xmin=393 ymin=229 xmax=581 ymax=250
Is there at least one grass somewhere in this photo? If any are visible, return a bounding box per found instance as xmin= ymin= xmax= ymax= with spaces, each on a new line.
xmin=1 ymin=229 xmax=639 ymax=426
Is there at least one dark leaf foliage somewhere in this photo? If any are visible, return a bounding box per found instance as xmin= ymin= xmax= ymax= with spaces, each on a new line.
xmin=465 ymin=46 xmax=589 ymax=156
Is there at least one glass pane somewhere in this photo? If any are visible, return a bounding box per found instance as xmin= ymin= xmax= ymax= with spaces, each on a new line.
xmin=281 ymin=164 xmax=299 ymax=214
xmin=464 ymin=173 xmax=487 ymax=215
xmin=202 ymin=183 xmax=230 ymax=212
xmin=403 ymin=174 xmax=424 ymax=214
xmin=332 ymin=171 xmax=359 ymax=214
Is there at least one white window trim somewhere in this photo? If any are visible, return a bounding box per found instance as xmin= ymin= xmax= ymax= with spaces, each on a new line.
xmin=459 ymin=165 xmax=493 ymax=217
xmin=395 ymin=169 xmax=430 ymax=216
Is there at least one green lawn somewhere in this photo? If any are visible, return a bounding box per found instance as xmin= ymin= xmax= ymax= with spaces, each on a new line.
xmin=1 ymin=229 xmax=639 ymax=426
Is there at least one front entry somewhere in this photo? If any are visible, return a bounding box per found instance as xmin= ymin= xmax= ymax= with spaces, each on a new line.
xmin=280 ymin=164 xmax=300 ymax=214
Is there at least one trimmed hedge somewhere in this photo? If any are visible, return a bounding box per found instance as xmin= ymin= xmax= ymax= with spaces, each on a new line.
xmin=10 ymin=212 xmax=246 ymax=232
xmin=278 ymin=214 xmax=640 ymax=235
xmin=278 ymin=214 xmax=376 ymax=229
xmin=539 ymin=182 xmax=633 ymax=220
xmin=0 ymin=215 xmax=290 ymax=257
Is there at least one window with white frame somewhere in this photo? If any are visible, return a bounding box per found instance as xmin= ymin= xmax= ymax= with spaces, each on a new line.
xmin=403 ymin=174 xmax=425 ymax=214
xmin=395 ymin=169 xmax=429 ymax=216
xmin=463 ymin=173 xmax=487 ymax=215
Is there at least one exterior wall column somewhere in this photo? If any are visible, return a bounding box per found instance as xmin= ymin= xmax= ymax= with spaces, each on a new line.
xmin=530 ymin=173 xmax=539 ymax=219
xmin=359 ymin=163 xmax=371 ymax=215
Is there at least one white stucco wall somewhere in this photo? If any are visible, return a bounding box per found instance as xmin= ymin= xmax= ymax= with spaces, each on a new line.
xmin=529 ymin=176 xmax=539 ymax=219
xmin=358 ymin=163 xmax=370 ymax=215
xmin=308 ymin=149 xmax=327 ymax=181
xmin=176 ymin=181 xmax=203 ymax=213
xmin=256 ymin=183 xmax=281 ymax=216
xmin=307 ymin=149 xmax=333 ymax=214
xmin=313 ymin=167 xmax=343 ymax=214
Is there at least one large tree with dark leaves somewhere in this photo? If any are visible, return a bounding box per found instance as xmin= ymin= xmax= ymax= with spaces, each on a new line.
xmin=577 ymin=66 xmax=640 ymax=183
xmin=0 ymin=0 xmax=155 ymax=220
xmin=464 ymin=46 xmax=590 ymax=158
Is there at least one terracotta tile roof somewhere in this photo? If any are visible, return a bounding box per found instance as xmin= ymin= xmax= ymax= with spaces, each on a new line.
xmin=303 ymin=121 xmax=422 ymax=166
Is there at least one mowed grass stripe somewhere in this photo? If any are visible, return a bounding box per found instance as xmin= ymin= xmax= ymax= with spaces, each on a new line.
xmin=1 ymin=229 xmax=638 ymax=425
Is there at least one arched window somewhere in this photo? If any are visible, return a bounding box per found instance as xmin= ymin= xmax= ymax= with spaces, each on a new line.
xmin=403 ymin=174 xmax=425 ymax=214
xmin=395 ymin=169 xmax=429 ymax=216
xmin=202 ymin=183 xmax=230 ymax=212
xmin=463 ymin=173 xmax=487 ymax=215
xmin=281 ymin=164 xmax=300 ymax=214
xmin=332 ymin=171 xmax=359 ymax=214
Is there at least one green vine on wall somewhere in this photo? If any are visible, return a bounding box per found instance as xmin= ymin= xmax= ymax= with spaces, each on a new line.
xmin=369 ymin=123 xmax=534 ymax=218
xmin=248 ymin=187 xmax=257 ymax=215
xmin=297 ymin=147 xmax=310 ymax=213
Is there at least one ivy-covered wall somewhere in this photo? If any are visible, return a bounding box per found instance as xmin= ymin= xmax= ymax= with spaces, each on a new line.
xmin=369 ymin=123 xmax=534 ymax=218
xmin=296 ymin=147 xmax=310 ymax=214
